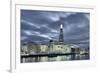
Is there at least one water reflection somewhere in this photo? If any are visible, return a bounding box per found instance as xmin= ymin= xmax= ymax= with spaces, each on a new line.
xmin=21 ymin=53 xmax=89 ymax=63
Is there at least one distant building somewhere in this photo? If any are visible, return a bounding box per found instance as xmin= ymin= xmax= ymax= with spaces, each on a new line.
xmin=59 ymin=24 xmax=64 ymax=44
xmin=39 ymin=24 xmax=71 ymax=54
xmin=47 ymin=40 xmax=71 ymax=53
xmin=21 ymin=43 xmax=28 ymax=54
xmin=21 ymin=24 xmax=72 ymax=55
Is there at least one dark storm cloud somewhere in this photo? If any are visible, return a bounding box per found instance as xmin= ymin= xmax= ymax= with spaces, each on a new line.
xmin=21 ymin=10 xmax=90 ymax=48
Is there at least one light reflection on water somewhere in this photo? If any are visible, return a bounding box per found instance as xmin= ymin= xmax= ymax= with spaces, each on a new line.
xmin=21 ymin=54 xmax=89 ymax=63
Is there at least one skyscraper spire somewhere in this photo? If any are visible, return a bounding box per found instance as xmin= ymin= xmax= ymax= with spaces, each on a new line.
xmin=60 ymin=24 xmax=63 ymax=29
xmin=59 ymin=24 xmax=64 ymax=44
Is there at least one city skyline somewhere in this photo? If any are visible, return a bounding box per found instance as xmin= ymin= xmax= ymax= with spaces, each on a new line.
xmin=21 ymin=10 xmax=90 ymax=48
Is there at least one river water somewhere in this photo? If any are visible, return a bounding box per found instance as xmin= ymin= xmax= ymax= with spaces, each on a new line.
xmin=21 ymin=53 xmax=89 ymax=63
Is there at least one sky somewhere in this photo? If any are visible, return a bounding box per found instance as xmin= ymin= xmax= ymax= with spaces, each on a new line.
xmin=21 ymin=10 xmax=90 ymax=48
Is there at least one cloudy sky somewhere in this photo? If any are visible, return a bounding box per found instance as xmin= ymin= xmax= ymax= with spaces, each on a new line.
xmin=21 ymin=10 xmax=90 ymax=48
